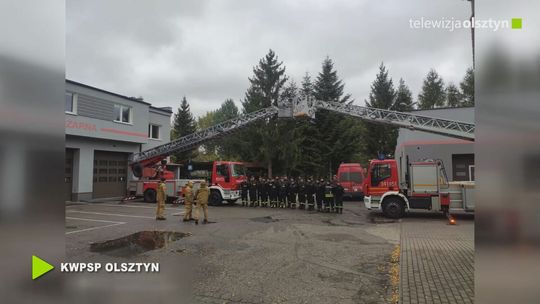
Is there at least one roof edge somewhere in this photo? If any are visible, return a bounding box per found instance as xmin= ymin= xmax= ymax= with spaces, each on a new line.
xmin=66 ymin=79 xmax=152 ymax=106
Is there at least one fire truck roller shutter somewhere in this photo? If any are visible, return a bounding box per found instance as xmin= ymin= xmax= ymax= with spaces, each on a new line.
xmin=93 ymin=151 xmax=129 ymax=198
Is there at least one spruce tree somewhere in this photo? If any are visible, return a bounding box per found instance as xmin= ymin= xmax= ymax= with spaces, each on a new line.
xmin=238 ymin=49 xmax=288 ymax=177
xmin=172 ymin=96 xmax=197 ymax=162
xmin=276 ymin=81 xmax=302 ymax=175
xmin=362 ymin=63 xmax=398 ymax=158
xmin=246 ymin=49 xmax=288 ymax=108
xmin=418 ymin=69 xmax=446 ymax=109
xmin=313 ymin=57 xmax=360 ymax=177
xmin=446 ymin=83 xmax=462 ymax=107
xmin=300 ymin=72 xmax=313 ymax=100
xmin=313 ymin=57 xmax=351 ymax=103
xmin=288 ymin=74 xmax=324 ymax=177
xmin=394 ymin=78 xmax=414 ymax=111
xmin=460 ymin=68 xmax=474 ymax=106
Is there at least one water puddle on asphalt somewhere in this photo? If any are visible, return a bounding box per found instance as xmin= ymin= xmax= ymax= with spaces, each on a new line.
xmin=250 ymin=216 xmax=279 ymax=223
xmin=90 ymin=231 xmax=190 ymax=257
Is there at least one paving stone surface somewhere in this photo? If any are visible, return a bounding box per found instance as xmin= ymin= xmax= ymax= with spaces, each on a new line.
xmin=399 ymin=213 xmax=474 ymax=304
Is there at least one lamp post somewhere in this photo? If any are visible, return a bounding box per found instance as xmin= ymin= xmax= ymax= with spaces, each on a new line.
xmin=468 ymin=0 xmax=475 ymax=69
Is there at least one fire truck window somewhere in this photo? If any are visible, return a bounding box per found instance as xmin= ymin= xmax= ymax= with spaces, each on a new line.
xmin=350 ymin=172 xmax=363 ymax=183
xmin=231 ymin=164 xmax=246 ymax=177
xmin=371 ymin=164 xmax=391 ymax=186
xmin=339 ymin=172 xmax=349 ymax=181
xmin=217 ymin=164 xmax=229 ymax=177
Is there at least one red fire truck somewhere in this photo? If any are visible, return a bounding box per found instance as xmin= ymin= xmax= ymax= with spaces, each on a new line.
xmin=363 ymin=158 xmax=474 ymax=219
xmin=179 ymin=161 xmax=246 ymax=205
xmin=336 ymin=163 xmax=365 ymax=199
xmin=127 ymin=160 xmax=246 ymax=205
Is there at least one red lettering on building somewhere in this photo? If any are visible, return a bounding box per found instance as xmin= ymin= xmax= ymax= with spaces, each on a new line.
xmin=65 ymin=119 xmax=97 ymax=132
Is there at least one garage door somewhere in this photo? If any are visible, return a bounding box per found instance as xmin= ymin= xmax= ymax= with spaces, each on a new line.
xmin=452 ymin=154 xmax=475 ymax=181
xmin=93 ymin=151 xmax=128 ymax=198
xmin=65 ymin=149 xmax=74 ymax=201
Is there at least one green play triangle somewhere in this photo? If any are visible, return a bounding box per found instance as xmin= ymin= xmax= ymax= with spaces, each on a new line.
xmin=32 ymin=255 xmax=54 ymax=280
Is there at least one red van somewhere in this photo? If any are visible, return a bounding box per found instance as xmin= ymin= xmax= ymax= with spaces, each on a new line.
xmin=337 ymin=163 xmax=365 ymax=199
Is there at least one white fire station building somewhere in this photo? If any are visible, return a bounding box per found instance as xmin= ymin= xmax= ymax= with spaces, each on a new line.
xmin=65 ymin=80 xmax=172 ymax=201
xmin=395 ymin=106 xmax=475 ymax=182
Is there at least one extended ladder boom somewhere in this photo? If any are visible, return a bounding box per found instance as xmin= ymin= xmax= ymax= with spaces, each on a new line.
xmin=287 ymin=97 xmax=474 ymax=141
xmin=130 ymin=97 xmax=474 ymax=168
xmin=129 ymin=106 xmax=278 ymax=165
xmin=313 ymin=100 xmax=475 ymax=141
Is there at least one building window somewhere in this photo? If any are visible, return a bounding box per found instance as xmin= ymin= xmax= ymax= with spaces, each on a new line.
xmin=65 ymin=92 xmax=76 ymax=114
xmin=114 ymin=104 xmax=132 ymax=123
xmin=148 ymin=124 xmax=160 ymax=139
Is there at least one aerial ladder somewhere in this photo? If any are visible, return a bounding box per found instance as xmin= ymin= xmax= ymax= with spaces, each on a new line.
xmin=129 ymin=106 xmax=279 ymax=177
xmin=129 ymin=97 xmax=474 ymax=176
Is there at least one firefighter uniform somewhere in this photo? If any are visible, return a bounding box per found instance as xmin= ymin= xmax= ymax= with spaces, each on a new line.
xmin=155 ymin=179 xmax=167 ymax=220
xmin=324 ymin=182 xmax=334 ymax=212
xmin=332 ymin=182 xmax=345 ymax=214
xmin=282 ymin=179 xmax=289 ymax=208
xmin=195 ymin=181 xmax=210 ymax=224
xmin=278 ymin=179 xmax=287 ymax=208
xmin=297 ymin=179 xmax=306 ymax=210
xmin=240 ymin=180 xmax=249 ymax=206
xmin=306 ymin=178 xmax=316 ymax=211
xmin=249 ymin=178 xmax=257 ymax=207
xmin=316 ymin=180 xmax=325 ymax=212
xmin=275 ymin=180 xmax=282 ymax=208
xmin=183 ymin=181 xmax=194 ymax=221
xmin=257 ymin=178 xmax=265 ymax=206
xmin=262 ymin=179 xmax=270 ymax=207
xmin=288 ymin=179 xmax=297 ymax=209
xmin=269 ymin=179 xmax=278 ymax=208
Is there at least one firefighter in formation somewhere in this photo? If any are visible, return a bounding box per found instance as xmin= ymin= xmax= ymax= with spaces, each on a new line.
xmin=239 ymin=175 xmax=345 ymax=213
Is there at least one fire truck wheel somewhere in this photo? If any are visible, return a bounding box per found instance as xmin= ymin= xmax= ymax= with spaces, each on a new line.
xmin=208 ymin=191 xmax=222 ymax=206
xmin=144 ymin=189 xmax=157 ymax=203
xmin=382 ymin=197 xmax=405 ymax=219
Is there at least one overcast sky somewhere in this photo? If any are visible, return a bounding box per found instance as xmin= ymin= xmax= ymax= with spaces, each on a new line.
xmin=66 ymin=0 xmax=473 ymax=118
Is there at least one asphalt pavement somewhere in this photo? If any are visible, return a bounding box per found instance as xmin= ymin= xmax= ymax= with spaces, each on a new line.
xmin=66 ymin=200 xmax=399 ymax=304
xmin=65 ymin=200 xmax=474 ymax=304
